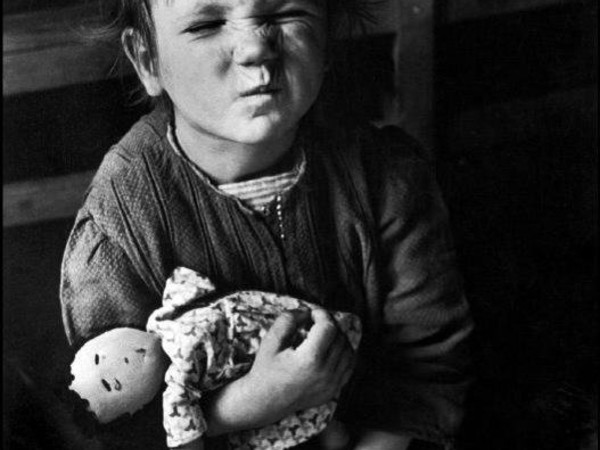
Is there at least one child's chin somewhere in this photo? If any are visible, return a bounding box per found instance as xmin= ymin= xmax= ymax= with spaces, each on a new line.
xmin=232 ymin=118 xmax=291 ymax=145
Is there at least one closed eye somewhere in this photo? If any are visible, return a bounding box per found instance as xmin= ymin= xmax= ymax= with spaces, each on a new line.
xmin=268 ymin=10 xmax=312 ymax=23
xmin=184 ymin=20 xmax=226 ymax=35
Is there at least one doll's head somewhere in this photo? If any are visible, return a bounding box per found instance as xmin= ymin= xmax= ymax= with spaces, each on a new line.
xmin=69 ymin=328 xmax=167 ymax=423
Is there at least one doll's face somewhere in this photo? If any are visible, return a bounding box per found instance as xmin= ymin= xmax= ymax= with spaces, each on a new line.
xmin=69 ymin=328 xmax=167 ymax=423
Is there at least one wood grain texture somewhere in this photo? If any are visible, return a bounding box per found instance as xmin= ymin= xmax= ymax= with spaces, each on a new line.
xmin=3 ymin=171 xmax=95 ymax=227
xmin=3 ymin=5 xmax=126 ymax=96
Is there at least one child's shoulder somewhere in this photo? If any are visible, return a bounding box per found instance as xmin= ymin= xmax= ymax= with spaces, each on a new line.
xmin=81 ymin=108 xmax=176 ymax=224
xmin=105 ymin=107 xmax=170 ymax=172
xmin=320 ymin=122 xmax=430 ymax=180
xmin=91 ymin=108 xmax=172 ymax=188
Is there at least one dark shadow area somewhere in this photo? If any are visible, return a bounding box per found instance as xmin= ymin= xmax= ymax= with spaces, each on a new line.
xmin=436 ymin=2 xmax=598 ymax=449
xmin=3 ymin=76 xmax=149 ymax=183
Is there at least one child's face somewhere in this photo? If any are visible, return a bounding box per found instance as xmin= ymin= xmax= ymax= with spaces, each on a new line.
xmin=147 ymin=0 xmax=327 ymax=145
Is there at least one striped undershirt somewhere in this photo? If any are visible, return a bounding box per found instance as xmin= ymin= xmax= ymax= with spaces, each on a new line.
xmin=167 ymin=125 xmax=301 ymax=212
xmin=218 ymin=172 xmax=297 ymax=211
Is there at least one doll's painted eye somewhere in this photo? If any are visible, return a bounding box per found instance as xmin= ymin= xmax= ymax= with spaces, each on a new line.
xmin=124 ymin=357 xmax=129 ymax=364
xmin=95 ymin=354 xmax=99 ymax=365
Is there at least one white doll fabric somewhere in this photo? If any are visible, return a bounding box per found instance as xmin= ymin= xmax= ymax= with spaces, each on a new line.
xmin=146 ymin=267 xmax=362 ymax=449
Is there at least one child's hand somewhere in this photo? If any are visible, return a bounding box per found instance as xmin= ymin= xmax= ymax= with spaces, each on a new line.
xmin=352 ymin=429 xmax=412 ymax=450
xmin=204 ymin=308 xmax=356 ymax=435
xmin=248 ymin=308 xmax=356 ymax=412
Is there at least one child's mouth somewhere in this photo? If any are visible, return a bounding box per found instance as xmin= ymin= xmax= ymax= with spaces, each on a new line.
xmin=240 ymin=85 xmax=280 ymax=97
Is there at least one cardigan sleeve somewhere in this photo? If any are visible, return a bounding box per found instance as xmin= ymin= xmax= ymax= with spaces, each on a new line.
xmin=60 ymin=213 xmax=160 ymax=350
xmin=340 ymin=129 xmax=474 ymax=449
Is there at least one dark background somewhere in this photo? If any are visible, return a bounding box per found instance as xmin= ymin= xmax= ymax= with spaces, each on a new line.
xmin=3 ymin=1 xmax=597 ymax=449
xmin=435 ymin=4 xmax=597 ymax=450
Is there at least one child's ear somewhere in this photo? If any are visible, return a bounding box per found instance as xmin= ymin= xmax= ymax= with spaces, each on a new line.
xmin=121 ymin=28 xmax=163 ymax=97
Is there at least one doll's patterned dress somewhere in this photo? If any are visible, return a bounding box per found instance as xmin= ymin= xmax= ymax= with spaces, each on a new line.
xmin=146 ymin=267 xmax=362 ymax=449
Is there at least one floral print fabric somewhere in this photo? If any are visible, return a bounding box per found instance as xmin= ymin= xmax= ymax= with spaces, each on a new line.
xmin=146 ymin=267 xmax=362 ymax=449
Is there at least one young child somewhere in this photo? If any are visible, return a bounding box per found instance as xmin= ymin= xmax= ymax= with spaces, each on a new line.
xmin=61 ymin=0 xmax=473 ymax=449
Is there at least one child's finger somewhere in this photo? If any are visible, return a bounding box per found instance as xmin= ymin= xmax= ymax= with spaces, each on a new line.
xmin=261 ymin=311 xmax=305 ymax=354
xmin=324 ymin=329 xmax=349 ymax=369
xmin=334 ymin=346 xmax=356 ymax=388
xmin=298 ymin=308 xmax=338 ymax=361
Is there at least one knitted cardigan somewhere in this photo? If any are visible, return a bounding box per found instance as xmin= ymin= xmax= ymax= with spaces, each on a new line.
xmin=60 ymin=107 xmax=473 ymax=448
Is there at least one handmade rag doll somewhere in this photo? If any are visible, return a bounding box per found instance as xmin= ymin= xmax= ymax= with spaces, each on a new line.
xmin=70 ymin=267 xmax=362 ymax=449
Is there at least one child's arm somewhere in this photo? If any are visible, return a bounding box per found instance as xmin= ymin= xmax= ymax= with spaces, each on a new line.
xmin=203 ymin=309 xmax=355 ymax=436
xmin=148 ymin=270 xmax=357 ymax=437
xmin=343 ymin=128 xmax=474 ymax=446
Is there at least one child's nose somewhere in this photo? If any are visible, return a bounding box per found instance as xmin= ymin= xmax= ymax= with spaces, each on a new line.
xmin=232 ymin=27 xmax=279 ymax=66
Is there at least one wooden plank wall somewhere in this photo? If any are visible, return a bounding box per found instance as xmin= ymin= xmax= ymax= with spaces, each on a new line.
xmin=2 ymin=171 xmax=94 ymax=228
xmin=2 ymin=5 xmax=125 ymax=96
xmin=2 ymin=4 xmax=129 ymax=228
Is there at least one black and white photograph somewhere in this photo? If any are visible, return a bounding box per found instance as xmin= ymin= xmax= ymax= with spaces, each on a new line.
xmin=3 ymin=1 xmax=597 ymax=449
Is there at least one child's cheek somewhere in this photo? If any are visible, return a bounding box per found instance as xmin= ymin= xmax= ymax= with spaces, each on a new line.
xmin=280 ymin=24 xmax=326 ymax=67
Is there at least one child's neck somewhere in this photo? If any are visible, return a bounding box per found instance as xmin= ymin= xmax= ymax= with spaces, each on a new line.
xmin=174 ymin=120 xmax=298 ymax=185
